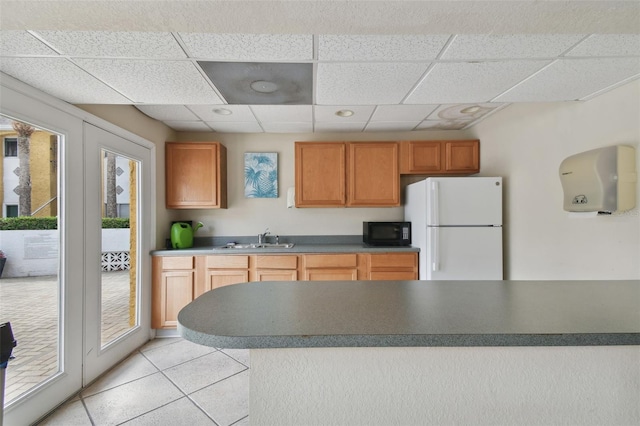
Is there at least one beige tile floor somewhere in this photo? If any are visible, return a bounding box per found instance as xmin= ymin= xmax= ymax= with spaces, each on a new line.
xmin=36 ymin=338 xmax=250 ymax=425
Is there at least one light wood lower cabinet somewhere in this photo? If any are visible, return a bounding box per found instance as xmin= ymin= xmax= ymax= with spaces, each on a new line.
xmin=368 ymin=253 xmax=418 ymax=280
xmin=152 ymin=256 xmax=195 ymax=329
xmin=254 ymin=255 xmax=298 ymax=281
xmin=152 ymin=251 xmax=418 ymax=328
xmin=302 ymin=254 xmax=359 ymax=281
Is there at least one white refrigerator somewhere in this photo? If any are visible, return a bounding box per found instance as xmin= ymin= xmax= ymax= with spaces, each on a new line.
xmin=404 ymin=177 xmax=503 ymax=280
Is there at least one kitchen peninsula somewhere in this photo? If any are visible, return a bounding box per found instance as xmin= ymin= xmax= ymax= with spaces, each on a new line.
xmin=178 ymin=279 xmax=640 ymax=425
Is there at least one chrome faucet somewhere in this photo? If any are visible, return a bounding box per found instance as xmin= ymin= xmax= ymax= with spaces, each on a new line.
xmin=258 ymin=228 xmax=270 ymax=244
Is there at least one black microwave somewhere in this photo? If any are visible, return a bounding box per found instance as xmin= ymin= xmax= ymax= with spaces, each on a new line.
xmin=363 ymin=222 xmax=411 ymax=246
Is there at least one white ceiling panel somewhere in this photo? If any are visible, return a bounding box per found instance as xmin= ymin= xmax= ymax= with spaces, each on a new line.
xmin=566 ymin=34 xmax=640 ymax=57
xmin=0 ymin=57 xmax=131 ymax=103
xmin=428 ymin=103 xmax=501 ymax=120
xmin=314 ymin=122 xmax=367 ymax=132
xmin=365 ymin=121 xmax=420 ymax=132
xmin=0 ymin=31 xmax=59 ymax=56
xmin=316 ymin=63 xmax=429 ymax=105
xmin=406 ymin=60 xmax=551 ymax=104
xmin=251 ymin=105 xmax=312 ymax=122
xmin=318 ymin=35 xmax=450 ymax=61
xmin=314 ymin=105 xmax=375 ymax=122
xmin=35 ymin=31 xmax=186 ymax=58
xmin=441 ymin=34 xmax=586 ymax=60
xmin=260 ymin=122 xmax=313 ymax=133
xmin=136 ymin=105 xmax=199 ymax=121
xmin=189 ymin=105 xmax=256 ymax=122
xmin=370 ymin=104 xmax=439 ymax=122
xmin=163 ymin=121 xmax=212 ymax=131
xmin=73 ymin=59 xmax=224 ymax=104
xmin=495 ymin=58 xmax=640 ymax=102
xmin=177 ymin=33 xmax=313 ymax=60
xmin=416 ymin=120 xmax=470 ymax=131
xmin=206 ymin=121 xmax=264 ymax=133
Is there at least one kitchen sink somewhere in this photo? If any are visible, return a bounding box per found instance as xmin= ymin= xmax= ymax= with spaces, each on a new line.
xmin=221 ymin=243 xmax=295 ymax=249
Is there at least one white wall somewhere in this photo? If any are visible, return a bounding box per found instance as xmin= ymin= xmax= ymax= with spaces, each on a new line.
xmin=470 ymin=80 xmax=640 ymax=280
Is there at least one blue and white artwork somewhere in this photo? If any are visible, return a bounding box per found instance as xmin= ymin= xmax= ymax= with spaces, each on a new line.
xmin=244 ymin=152 xmax=278 ymax=198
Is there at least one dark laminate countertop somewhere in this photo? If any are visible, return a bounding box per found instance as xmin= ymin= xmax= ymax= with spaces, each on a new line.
xmin=177 ymin=279 xmax=640 ymax=349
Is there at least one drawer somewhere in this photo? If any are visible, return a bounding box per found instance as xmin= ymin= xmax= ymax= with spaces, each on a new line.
xmin=369 ymin=253 xmax=416 ymax=269
xmin=255 ymin=255 xmax=298 ymax=269
xmin=304 ymin=254 xmax=358 ymax=268
xmin=205 ymin=255 xmax=250 ymax=269
xmin=161 ymin=256 xmax=194 ymax=270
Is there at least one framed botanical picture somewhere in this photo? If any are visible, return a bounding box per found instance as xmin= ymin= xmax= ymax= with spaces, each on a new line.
xmin=244 ymin=152 xmax=278 ymax=198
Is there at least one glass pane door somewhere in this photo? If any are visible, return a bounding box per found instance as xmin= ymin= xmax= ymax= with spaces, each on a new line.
xmin=83 ymin=123 xmax=151 ymax=385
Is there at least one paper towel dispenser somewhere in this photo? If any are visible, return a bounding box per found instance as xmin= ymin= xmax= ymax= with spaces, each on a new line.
xmin=559 ymin=145 xmax=636 ymax=213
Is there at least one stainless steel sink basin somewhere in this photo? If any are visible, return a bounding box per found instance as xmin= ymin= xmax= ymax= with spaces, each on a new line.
xmin=222 ymin=243 xmax=295 ymax=249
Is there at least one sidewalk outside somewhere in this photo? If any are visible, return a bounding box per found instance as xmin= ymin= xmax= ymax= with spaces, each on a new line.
xmin=0 ymin=271 xmax=131 ymax=403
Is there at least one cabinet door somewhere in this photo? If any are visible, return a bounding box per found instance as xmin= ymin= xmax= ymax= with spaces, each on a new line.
xmin=166 ymin=142 xmax=227 ymax=209
xmin=400 ymin=141 xmax=442 ymax=174
xmin=347 ymin=142 xmax=399 ymax=206
xmin=256 ymin=270 xmax=298 ymax=281
xmin=295 ymin=142 xmax=346 ymax=207
xmin=444 ymin=140 xmax=479 ymax=173
xmin=153 ymin=270 xmax=194 ymax=329
xmin=305 ymin=268 xmax=358 ymax=281
xmin=207 ymin=270 xmax=250 ymax=290
xmin=369 ymin=253 xmax=418 ymax=280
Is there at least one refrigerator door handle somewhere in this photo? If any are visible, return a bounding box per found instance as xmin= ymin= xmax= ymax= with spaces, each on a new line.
xmin=430 ymin=181 xmax=439 ymax=226
xmin=431 ymin=227 xmax=439 ymax=272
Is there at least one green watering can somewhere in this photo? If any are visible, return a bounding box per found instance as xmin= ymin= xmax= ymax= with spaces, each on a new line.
xmin=170 ymin=221 xmax=203 ymax=249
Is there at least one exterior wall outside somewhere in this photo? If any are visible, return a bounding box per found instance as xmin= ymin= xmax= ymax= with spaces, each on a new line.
xmin=1 ymin=129 xmax=57 ymax=217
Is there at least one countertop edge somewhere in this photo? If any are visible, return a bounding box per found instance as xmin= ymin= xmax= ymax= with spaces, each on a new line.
xmin=152 ymin=244 xmax=420 ymax=256
xmin=178 ymin=325 xmax=640 ymax=349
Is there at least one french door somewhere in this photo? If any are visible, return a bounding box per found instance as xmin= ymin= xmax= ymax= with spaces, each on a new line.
xmin=83 ymin=123 xmax=152 ymax=384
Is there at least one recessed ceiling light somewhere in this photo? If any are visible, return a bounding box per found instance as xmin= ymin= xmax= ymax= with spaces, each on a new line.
xmin=335 ymin=109 xmax=354 ymax=117
xmin=213 ymin=108 xmax=233 ymax=115
xmin=250 ymin=80 xmax=279 ymax=94
xmin=460 ymin=106 xmax=481 ymax=114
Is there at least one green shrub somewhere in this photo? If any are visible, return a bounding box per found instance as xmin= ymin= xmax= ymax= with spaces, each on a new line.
xmin=0 ymin=217 xmax=129 ymax=230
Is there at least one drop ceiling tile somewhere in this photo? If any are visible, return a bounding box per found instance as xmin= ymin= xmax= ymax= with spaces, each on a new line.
xmin=405 ymin=60 xmax=550 ymax=104
xmin=136 ymin=105 xmax=199 ymax=121
xmin=251 ymin=105 xmax=312 ymax=123
xmin=0 ymin=57 xmax=131 ymax=103
xmin=0 ymin=31 xmax=59 ymax=55
xmin=441 ymin=35 xmax=585 ymax=59
xmin=35 ymin=31 xmax=186 ymax=58
xmin=316 ymin=63 xmax=429 ymax=105
xmin=318 ymin=35 xmax=450 ymax=61
xmin=163 ymin=121 xmax=212 ymax=132
xmin=189 ymin=105 xmax=256 ymax=122
xmin=178 ymin=33 xmax=312 ymax=60
xmin=206 ymin=121 xmax=264 ymax=133
xmin=370 ymin=105 xmax=439 ymax=122
xmin=314 ymin=122 xmax=367 ymax=132
xmin=73 ymin=59 xmax=223 ymax=104
xmin=260 ymin=122 xmax=313 ymax=133
xmin=364 ymin=121 xmax=420 ymax=132
xmin=428 ymin=103 xmax=501 ymax=120
xmin=494 ymin=58 xmax=640 ymax=102
xmin=566 ymin=34 xmax=640 ymax=57
xmin=314 ymin=105 xmax=375 ymax=122
xmin=416 ymin=120 xmax=470 ymax=131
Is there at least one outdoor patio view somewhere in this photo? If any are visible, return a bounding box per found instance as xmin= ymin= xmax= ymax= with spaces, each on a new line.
xmin=0 ymin=116 xmax=134 ymax=406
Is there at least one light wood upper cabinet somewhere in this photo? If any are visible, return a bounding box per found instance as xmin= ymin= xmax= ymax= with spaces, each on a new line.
xmin=348 ymin=142 xmax=400 ymax=207
xmin=295 ymin=142 xmax=399 ymax=207
xmin=165 ymin=142 xmax=227 ymax=209
xmin=295 ymin=142 xmax=346 ymax=207
xmin=400 ymin=140 xmax=479 ymax=175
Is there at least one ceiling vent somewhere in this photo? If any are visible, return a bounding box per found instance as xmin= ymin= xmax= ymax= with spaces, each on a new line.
xmin=198 ymin=62 xmax=312 ymax=105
